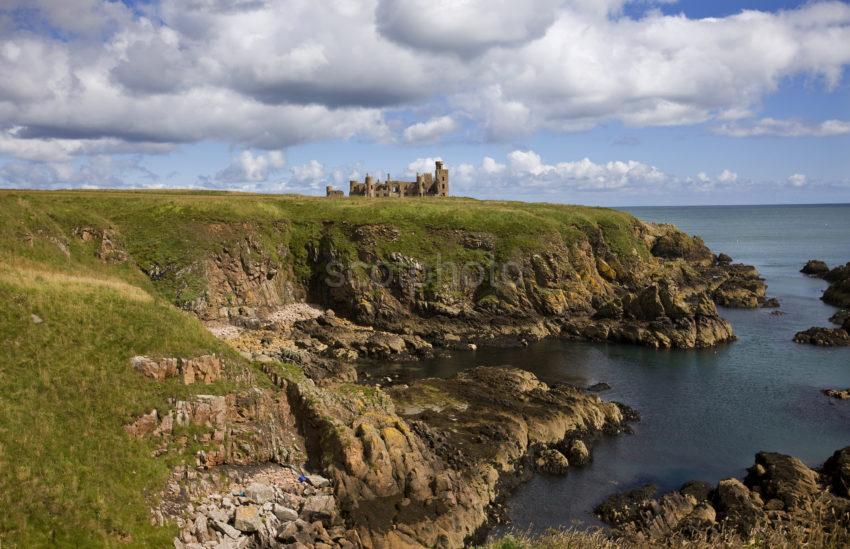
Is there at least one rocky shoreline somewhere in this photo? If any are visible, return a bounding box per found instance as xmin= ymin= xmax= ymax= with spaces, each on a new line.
xmin=795 ymin=260 xmax=850 ymax=346
xmin=130 ymin=359 xmax=636 ymax=548
xmin=595 ymin=447 xmax=850 ymax=544
xmin=127 ymin=220 xmax=780 ymax=547
xmin=87 ymin=208 xmax=787 ymax=547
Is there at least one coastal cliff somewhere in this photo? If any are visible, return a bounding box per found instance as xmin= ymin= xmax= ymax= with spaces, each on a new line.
xmin=0 ymin=190 xmax=770 ymax=547
xmin=7 ymin=191 xmax=766 ymax=349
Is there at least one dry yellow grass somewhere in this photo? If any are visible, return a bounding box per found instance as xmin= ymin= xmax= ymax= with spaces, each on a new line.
xmin=0 ymin=263 xmax=152 ymax=302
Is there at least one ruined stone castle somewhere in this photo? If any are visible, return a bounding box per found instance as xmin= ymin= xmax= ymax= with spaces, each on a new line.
xmin=326 ymin=160 xmax=449 ymax=198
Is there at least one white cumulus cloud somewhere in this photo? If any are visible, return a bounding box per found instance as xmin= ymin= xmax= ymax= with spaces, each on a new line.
xmin=1 ymin=0 xmax=849 ymax=189
xmin=214 ymin=150 xmax=286 ymax=183
xmin=402 ymin=116 xmax=458 ymax=143
xmin=788 ymin=173 xmax=807 ymax=187
xmin=718 ymin=169 xmax=738 ymax=183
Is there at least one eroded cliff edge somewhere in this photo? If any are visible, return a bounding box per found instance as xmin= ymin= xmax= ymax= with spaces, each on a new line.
xmin=87 ymin=197 xmax=770 ymax=351
xmin=3 ymin=192 xmax=772 ymax=547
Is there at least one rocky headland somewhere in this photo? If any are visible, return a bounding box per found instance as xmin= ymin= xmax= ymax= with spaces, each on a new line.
xmin=0 ymin=192 xmax=780 ymax=548
xmin=179 ymin=218 xmax=772 ymax=355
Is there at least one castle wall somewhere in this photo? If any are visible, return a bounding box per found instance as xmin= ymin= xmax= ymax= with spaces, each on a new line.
xmin=332 ymin=162 xmax=448 ymax=198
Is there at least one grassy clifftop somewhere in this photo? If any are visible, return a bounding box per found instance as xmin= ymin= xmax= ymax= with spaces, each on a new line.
xmin=0 ymin=190 xmax=654 ymax=546
xmin=1 ymin=190 xmax=650 ymax=308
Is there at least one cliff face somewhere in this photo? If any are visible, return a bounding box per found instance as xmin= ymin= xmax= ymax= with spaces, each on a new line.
xmin=6 ymin=192 xmax=766 ymax=349
xmin=302 ymin=220 xmax=757 ymax=350
xmin=66 ymin=200 xmax=764 ymax=351
xmin=197 ymin=218 xmax=762 ymax=351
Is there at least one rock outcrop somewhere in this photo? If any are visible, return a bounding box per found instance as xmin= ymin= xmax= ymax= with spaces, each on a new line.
xmin=124 ymin=389 xmax=305 ymax=467
xmin=131 ymin=355 xmax=223 ymax=384
xmin=182 ymin=219 xmax=767 ymax=352
xmin=597 ymin=448 xmax=850 ymax=543
xmin=283 ymin=366 xmax=630 ymax=548
xmin=74 ymin=226 xmax=128 ymax=263
xmin=318 ymin=229 xmax=761 ymax=350
xmin=794 ymin=326 xmax=850 ymax=347
xmin=802 ymin=259 xmax=830 ymax=277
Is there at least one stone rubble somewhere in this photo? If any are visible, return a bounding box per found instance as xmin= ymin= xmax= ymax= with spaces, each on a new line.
xmin=165 ymin=465 xmax=361 ymax=549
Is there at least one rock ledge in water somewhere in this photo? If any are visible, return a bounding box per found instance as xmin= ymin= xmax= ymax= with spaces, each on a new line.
xmin=597 ymin=447 xmax=850 ymax=543
xmin=794 ymin=327 xmax=850 ymax=347
xmin=801 ymin=259 xmax=830 ymax=277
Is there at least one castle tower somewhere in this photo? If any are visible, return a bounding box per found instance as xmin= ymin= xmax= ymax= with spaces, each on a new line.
xmin=416 ymin=173 xmax=426 ymax=196
xmin=435 ymin=161 xmax=449 ymax=197
xmin=365 ymin=174 xmax=376 ymax=198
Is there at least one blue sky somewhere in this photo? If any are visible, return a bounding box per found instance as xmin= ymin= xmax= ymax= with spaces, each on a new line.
xmin=1 ymin=0 xmax=849 ymax=205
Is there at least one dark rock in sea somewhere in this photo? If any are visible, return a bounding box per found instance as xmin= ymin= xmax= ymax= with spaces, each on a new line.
xmin=716 ymin=252 xmax=733 ymax=265
xmin=830 ymin=309 xmax=850 ymax=326
xmin=801 ymin=259 xmax=830 ymax=277
xmin=825 ymin=262 xmax=850 ymax=283
xmin=762 ymin=297 xmax=780 ymax=308
xmin=823 ymin=388 xmax=850 ymax=400
xmin=587 ymin=382 xmax=611 ymax=392
xmin=594 ymin=484 xmax=657 ymax=526
xmin=769 ymin=310 xmax=785 ymax=317
xmin=793 ymin=327 xmax=850 ymax=346
xmin=613 ymin=402 xmax=641 ymax=423
xmin=823 ymin=262 xmax=850 ymax=308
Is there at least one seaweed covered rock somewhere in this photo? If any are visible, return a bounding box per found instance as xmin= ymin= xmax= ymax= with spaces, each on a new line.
xmin=821 ymin=262 xmax=850 ymax=308
xmin=566 ymin=439 xmax=591 ymax=466
xmin=823 ymin=388 xmax=850 ymax=400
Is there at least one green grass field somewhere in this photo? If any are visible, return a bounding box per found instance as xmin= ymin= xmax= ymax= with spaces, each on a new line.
xmin=0 ymin=189 xmax=650 ymax=547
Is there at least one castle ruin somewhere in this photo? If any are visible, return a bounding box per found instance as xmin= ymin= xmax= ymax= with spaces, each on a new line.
xmin=326 ymin=160 xmax=448 ymax=198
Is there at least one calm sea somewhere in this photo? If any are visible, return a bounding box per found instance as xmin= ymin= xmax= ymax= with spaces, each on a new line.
xmin=367 ymin=204 xmax=850 ymax=533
